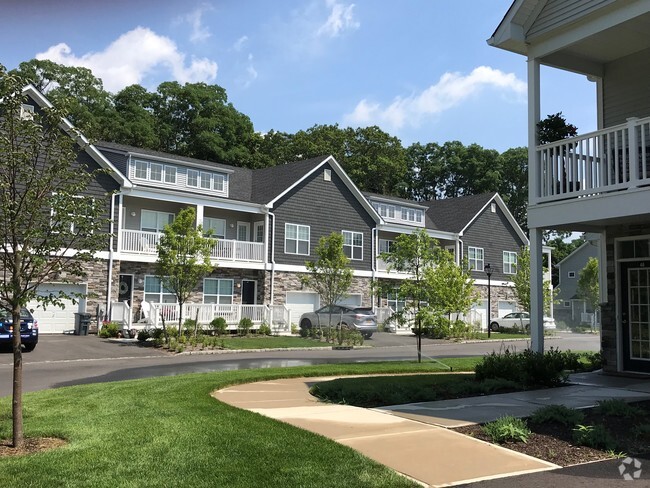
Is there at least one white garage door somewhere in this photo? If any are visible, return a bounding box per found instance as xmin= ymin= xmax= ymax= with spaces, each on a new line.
xmin=27 ymin=283 xmax=87 ymax=334
xmin=286 ymin=292 xmax=320 ymax=325
xmin=471 ymin=299 xmax=488 ymax=330
xmin=337 ymin=294 xmax=362 ymax=307
xmin=498 ymin=301 xmax=517 ymax=317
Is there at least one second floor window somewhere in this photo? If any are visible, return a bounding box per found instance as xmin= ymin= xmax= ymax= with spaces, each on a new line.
xmin=468 ymin=246 xmax=484 ymax=272
xmin=401 ymin=207 xmax=423 ymax=223
xmin=374 ymin=203 xmax=395 ymax=219
xmin=285 ymin=223 xmax=309 ymax=255
xmin=503 ymin=251 xmax=517 ymax=274
xmin=203 ymin=217 xmax=226 ymax=239
xmin=141 ymin=209 xmax=174 ymax=233
xmin=343 ymin=230 xmax=363 ymax=260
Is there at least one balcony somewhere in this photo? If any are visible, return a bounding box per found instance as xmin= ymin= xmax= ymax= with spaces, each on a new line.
xmin=535 ymin=117 xmax=650 ymax=205
xmin=120 ymin=229 xmax=264 ymax=262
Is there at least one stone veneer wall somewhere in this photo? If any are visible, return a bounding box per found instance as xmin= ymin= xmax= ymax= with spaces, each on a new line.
xmin=475 ymin=284 xmax=519 ymax=320
xmin=268 ymin=271 xmax=373 ymax=306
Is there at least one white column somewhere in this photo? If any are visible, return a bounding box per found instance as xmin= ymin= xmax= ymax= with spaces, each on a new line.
xmin=527 ymin=57 xmax=541 ymax=205
xmin=195 ymin=204 xmax=204 ymax=226
xmin=545 ymin=248 xmax=554 ymax=319
xmin=530 ymin=227 xmax=544 ymax=353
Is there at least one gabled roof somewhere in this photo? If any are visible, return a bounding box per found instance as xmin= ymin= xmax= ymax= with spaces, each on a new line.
xmin=22 ymin=85 xmax=132 ymax=189
xmin=556 ymin=239 xmax=599 ymax=268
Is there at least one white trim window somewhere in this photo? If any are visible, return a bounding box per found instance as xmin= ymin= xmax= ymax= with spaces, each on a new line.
xmin=200 ymin=172 xmax=211 ymax=190
xmin=568 ymin=271 xmax=576 ymax=278
xmin=141 ymin=210 xmax=174 ymax=233
xmin=213 ymin=174 xmax=225 ymax=192
xmin=203 ymin=278 xmax=234 ymax=304
xmin=401 ymin=207 xmax=424 ymax=223
xmin=150 ymin=163 xmax=163 ymax=182
xmin=133 ymin=159 xmax=176 ymax=184
xmin=144 ymin=276 xmax=176 ymax=303
xmin=164 ymin=165 xmax=177 ymax=184
xmin=50 ymin=194 xmax=97 ymax=234
xmin=468 ymin=246 xmax=484 ymax=271
xmin=134 ymin=160 xmax=148 ymax=179
xmin=203 ymin=217 xmax=226 ymax=239
xmin=285 ymin=223 xmax=310 ymax=255
xmin=187 ymin=169 xmax=199 ymax=187
xmin=379 ymin=239 xmax=394 ymax=255
xmin=343 ymin=230 xmax=363 ymax=260
xmin=374 ymin=203 xmax=396 ymax=219
xmin=254 ymin=221 xmax=264 ymax=243
xmin=503 ymin=251 xmax=517 ymax=275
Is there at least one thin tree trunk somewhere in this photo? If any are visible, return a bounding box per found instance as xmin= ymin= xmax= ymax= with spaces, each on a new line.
xmin=178 ymin=302 xmax=184 ymax=338
xmin=12 ymin=306 xmax=23 ymax=448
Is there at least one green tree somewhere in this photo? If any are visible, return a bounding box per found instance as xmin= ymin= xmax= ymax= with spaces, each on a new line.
xmin=379 ymin=229 xmax=437 ymax=362
xmin=544 ymin=233 xmax=585 ymax=287
xmin=512 ymin=247 xmax=554 ymax=314
xmin=425 ymin=250 xmax=477 ymax=321
xmin=0 ymin=67 xmax=112 ymax=448
xmin=577 ymin=257 xmax=600 ymax=311
xmin=405 ymin=142 xmax=445 ymax=201
xmin=497 ymin=147 xmax=528 ymax=230
xmin=156 ymin=207 xmax=214 ymax=336
xmin=301 ymin=233 xmax=353 ymax=344
xmin=109 ymin=84 xmax=159 ymax=149
xmin=537 ymin=112 xmax=578 ymax=145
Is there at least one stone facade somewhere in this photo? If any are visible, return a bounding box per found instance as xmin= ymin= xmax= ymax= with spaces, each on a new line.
xmin=269 ymin=271 xmax=373 ymax=306
xmin=475 ymin=284 xmax=519 ymax=320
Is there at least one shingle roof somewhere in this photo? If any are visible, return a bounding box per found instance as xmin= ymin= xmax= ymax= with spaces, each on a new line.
xmin=423 ymin=192 xmax=497 ymax=233
xmin=250 ymin=155 xmax=329 ymax=204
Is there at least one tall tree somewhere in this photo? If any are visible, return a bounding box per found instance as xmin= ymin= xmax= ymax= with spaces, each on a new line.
xmin=512 ymin=247 xmax=554 ymax=314
xmin=156 ymin=207 xmax=214 ymax=336
xmin=110 ymin=84 xmax=159 ymax=149
xmin=424 ymin=250 xmax=477 ymax=321
xmin=537 ymin=112 xmax=578 ymax=145
xmin=0 ymin=67 xmax=111 ymax=448
xmin=498 ymin=147 xmax=528 ymax=230
xmin=405 ymin=142 xmax=445 ymax=201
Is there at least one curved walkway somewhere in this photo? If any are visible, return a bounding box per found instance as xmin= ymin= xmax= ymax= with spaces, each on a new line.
xmin=214 ymin=377 xmax=558 ymax=487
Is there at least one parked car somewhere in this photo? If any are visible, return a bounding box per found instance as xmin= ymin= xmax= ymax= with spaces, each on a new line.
xmin=300 ymin=305 xmax=378 ymax=338
xmin=489 ymin=312 xmax=556 ymax=332
xmin=0 ymin=308 xmax=39 ymax=351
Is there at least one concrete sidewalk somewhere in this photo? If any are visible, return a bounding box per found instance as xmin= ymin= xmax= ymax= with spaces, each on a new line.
xmin=214 ymin=372 xmax=650 ymax=487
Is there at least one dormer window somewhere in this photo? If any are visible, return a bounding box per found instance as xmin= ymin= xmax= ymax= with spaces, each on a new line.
xmin=401 ymin=208 xmax=423 ymax=223
xmin=375 ymin=203 xmax=396 ymax=219
xmin=20 ymin=104 xmax=34 ymax=121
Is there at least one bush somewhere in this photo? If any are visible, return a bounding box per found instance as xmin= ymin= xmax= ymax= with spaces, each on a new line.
xmin=291 ymin=323 xmax=298 ymax=335
xmin=421 ymin=316 xmax=451 ymax=339
xmin=137 ymin=330 xmax=150 ymax=342
xmin=210 ymin=317 xmax=227 ymax=336
xmin=530 ymin=404 xmax=585 ymax=426
xmin=149 ymin=328 xmax=164 ymax=340
xmin=183 ymin=319 xmax=197 ymax=336
xmin=258 ymin=323 xmax=272 ymax=336
xmin=238 ymin=317 xmax=253 ymax=336
xmin=99 ymin=322 xmax=120 ymax=338
xmin=482 ymin=416 xmax=531 ymax=443
xmin=166 ymin=326 xmax=179 ymax=339
xmin=573 ymin=424 xmax=616 ymax=450
xmin=595 ymin=399 xmax=646 ymax=418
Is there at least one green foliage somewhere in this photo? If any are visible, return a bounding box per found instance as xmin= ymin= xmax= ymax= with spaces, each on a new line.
xmin=210 ymin=317 xmax=228 ymax=336
xmin=512 ymin=247 xmax=555 ymax=314
xmin=238 ymin=317 xmax=253 ymax=336
xmin=137 ymin=330 xmax=150 ymax=342
xmin=530 ymin=405 xmax=585 ymax=426
xmin=165 ymin=326 xmax=179 ymax=339
xmin=573 ymin=424 xmax=616 ymax=451
xmin=258 ymin=323 xmax=272 ymax=336
xmin=98 ymin=322 xmax=120 ymax=338
xmin=595 ymin=399 xmax=646 ymax=418
xmin=183 ymin=319 xmax=198 ymax=336
xmin=577 ymin=257 xmax=600 ymax=311
xmin=424 ymin=250 xmax=477 ymax=319
xmin=482 ymin=416 xmax=531 ymax=443
xmin=537 ymin=112 xmax=578 ymax=145
xmin=474 ymin=348 xmax=581 ymax=388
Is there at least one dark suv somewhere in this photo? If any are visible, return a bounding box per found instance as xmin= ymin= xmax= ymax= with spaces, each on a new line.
xmin=0 ymin=308 xmax=39 ymax=352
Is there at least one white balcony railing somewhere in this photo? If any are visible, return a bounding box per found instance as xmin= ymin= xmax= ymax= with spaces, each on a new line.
xmin=120 ymin=230 xmax=264 ymax=262
xmin=535 ymin=116 xmax=650 ymax=204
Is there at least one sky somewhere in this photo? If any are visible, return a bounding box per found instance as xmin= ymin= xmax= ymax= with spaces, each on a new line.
xmin=0 ymin=0 xmax=596 ymax=153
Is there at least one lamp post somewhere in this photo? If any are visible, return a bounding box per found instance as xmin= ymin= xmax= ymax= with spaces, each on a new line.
xmin=485 ymin=263 xmax=492 ymax=338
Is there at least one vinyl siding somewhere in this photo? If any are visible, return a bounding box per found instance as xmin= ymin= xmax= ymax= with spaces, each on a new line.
xmin=603 ymin=47 xmax=650 ymax=127
xmin=272 ymin=163 xmax=376 ymax=270
xmin=462 ymin=206 xmax=526 ymax=282
xmin=527 ymin=0 xmax=614 ymax=39
xmin=556 ymin=243 xmax=599 ymax=302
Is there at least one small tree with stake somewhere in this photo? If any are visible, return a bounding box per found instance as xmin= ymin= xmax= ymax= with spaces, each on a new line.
xmin=0 ymin=67 xmax=111 ymax=449
xmin=156 ymin=207 xmax=214 ymax=338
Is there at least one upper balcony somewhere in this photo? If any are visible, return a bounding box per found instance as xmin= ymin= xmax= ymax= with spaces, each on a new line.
xmin=530 ymin=117 xmax=650 ymax=231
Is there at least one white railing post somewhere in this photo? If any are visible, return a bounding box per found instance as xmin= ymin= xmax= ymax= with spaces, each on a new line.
xmin=628 ymin=117 xmax=640 ymax=186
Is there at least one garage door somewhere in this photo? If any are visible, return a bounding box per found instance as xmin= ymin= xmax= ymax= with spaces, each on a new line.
xmin=286 ymin=292 xmax=320 ymax=325
xmin=337 ymin=294 xmax=362 ymax=307
xmin=498 ymin=301 xmax=517 ymax=318
xmin=27 ymin=283 xmax=86 ymax=334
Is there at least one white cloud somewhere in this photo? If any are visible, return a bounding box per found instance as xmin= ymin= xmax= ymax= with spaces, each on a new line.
xmin=343 ymin=66 xmax=526 ymax=129
xmin=233 ymin=35 xmax=248 ymax=51
xmin=183 ymin=3 xmax=213 ymax=43
xmin=36 ymin=27 xmax=218 ymax=92
xmin=317 ymin=0 xmax=360 ymax=37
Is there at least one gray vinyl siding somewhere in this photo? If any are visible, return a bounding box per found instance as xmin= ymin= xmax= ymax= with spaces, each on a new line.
xmin=272 ymin=163 xmax=375 ymax=270
xmin=462 ymin=206 xmax=526 ymax=282
xmin=99 ymin=148 xmax=128 ymax=176
xmin=527 ymin=0 xmax=614 ymax=39
xmin=603 ymin=47 xmax=650 ymax=127
xmin=75 ymin=150 xmax=119 ymax=237
xmin=555 ymin=243 xmax=599 ymax=303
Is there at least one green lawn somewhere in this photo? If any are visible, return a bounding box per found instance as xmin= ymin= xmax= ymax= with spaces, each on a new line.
xmin=0 ymin=360 xmax=476 ymax=488
xmin=219 ymin=335 xmax=331 ymax=349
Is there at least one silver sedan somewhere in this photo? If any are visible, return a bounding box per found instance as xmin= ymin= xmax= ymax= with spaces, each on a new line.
xmin=299 ymin=305 xmax=378 ymax=338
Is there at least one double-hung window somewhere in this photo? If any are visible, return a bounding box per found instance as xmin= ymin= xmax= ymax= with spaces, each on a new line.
xmin=503 ymin=251 xmax=517 ymax=274
xmin=164 ymin=166 xmax=177 ymax=184
xmin=134 ymin=160 xmax=148 ymax=179
xmin=187 ymin=169 xmax=199 ymax=187
xmin=200 ymin=172 xmax=211 ymax=190
xmin=203 ymin=217 xmax=226 ymax=239
xmin=343 ymin=230 xmax=363 ymax=260
xmin=375 ymin=203 xmax=395 ymax=219
xmin=141 ymin=209 xmax=174 ymax=233
xmin=213 ymin=174 xmax=225 ymax=192
xmin=401 ymin=207 xmax=423 ymax=223
xmin=143 ymin=276 xmax=176 ymax=303
xmin=285 ymin=224 xmax=310 ymax=255
xmin=149 ymin=163 xmax=163 ymax=182
xmin=203 ymin=278 xmax=234 ymax=304
xmin=468 ymin=246 xmax=484 ymax=271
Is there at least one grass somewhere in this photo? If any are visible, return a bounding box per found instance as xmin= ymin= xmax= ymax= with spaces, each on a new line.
xmin=0 ymin=360 xmax=474 ymax=488
xmin=473 ymin=332 xmax=531 ymax=340
xmin=218 ymin=335 xmax=331 ymax=349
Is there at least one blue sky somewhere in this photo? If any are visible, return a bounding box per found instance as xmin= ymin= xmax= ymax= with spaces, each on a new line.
xmin=1 ymin=0 xmax=596 ymax=152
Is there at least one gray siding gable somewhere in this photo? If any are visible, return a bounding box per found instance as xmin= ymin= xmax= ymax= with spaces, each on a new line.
xmin=272 ymin=162 xmax=376 ymax=271
xmin=556 ymin=242 xmax=599 ymax=302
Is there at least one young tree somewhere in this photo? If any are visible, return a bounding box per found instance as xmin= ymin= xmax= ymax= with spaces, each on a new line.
xmin=425 ymin=250 xmax=477 ymax=322
xmin=379 ymin=229 xmax=437 ymax=362
xmin=577 ymin=257 xmax=600 ymax=312
xmin=0 ymin=67 xmax=111 ymax=448
xmin=512 ymin=247 xmax=554 ymax=314
xmin=301 ymin=233 xmax=353 ymax=344
xmin=156 ymin=207 xmax=214 ymax=336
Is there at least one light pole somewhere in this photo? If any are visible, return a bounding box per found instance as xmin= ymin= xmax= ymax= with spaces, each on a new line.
xmin=485 ymin=263 xmax=492 ymax=338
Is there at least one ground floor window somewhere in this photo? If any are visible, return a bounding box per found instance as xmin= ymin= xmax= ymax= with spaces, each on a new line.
xmin=204 ymin=278 xmax=234 ymax=304
xmin=143 ymin=276 xmax=176 ymax=303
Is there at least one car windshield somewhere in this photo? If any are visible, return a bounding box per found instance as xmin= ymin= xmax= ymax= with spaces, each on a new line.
xmin=0 ymin=308 xmax=33 ymax=320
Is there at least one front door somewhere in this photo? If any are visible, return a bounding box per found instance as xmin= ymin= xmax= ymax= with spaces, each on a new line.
xmin=118 ymin=275 xmax=133 ymax=306
xmin=241 ymin=280 xmax=256 ymax=305
xmin=620 ymin=261 xmax=650 ymax=373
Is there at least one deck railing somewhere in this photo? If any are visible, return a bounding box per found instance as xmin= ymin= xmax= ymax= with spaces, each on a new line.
xmin=535 ymin=116 xmax=650 ymax=204
xmin=120 ymin=230 xmax=264 ymax=262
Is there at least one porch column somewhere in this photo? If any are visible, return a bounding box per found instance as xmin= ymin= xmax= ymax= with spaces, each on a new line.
xmin=598 ymin=230 xmax=607 ymax=304
xmin=530 ymin=227 xmax=544 ymax=353
xmin=545 ymin=248 xmax=554 ymax=320
xmin=195 ymin=204 xmax=204 ymax=226
xmin=527 ymin=57 xmax=541 ymax=205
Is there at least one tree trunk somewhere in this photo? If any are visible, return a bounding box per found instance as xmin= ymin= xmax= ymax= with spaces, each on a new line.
xmin=12 ymin=306 xmax=23 ymax=448
xmin=178 ymin=302 xmax=184 ymax=338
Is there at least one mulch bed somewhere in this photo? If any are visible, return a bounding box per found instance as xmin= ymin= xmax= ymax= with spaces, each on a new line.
xmin=454 ymin=400 xmax=650 ymax=466
xmin=0 ymin=437 xmax=67 ymax=457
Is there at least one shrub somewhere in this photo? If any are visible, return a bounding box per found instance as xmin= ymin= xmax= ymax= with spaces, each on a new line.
xmin=573 ymin=424 xmax=616 ymax=450
xmin=595 ymin=399 xmax=645 ymax=418
xmin=291 ymin=323 xmax=298 ymax=335
xmin=149 ymin=328 xmax=164 ymax=340
xmin=98 ymin=322 xmax=120 ymax=338
xmin=210 ymin=317 xmax=227 ymax=336
xmin=137 ymin=330 xmax=150 ymax=342
xmin=421 ymin=316 xmax=451 ymax=339
xmin=530 ymin=404 xmax=585 ymax=426
xmin=238 ymin=317 xmax=253 ymax=336
xmin=482 ymin=416 xmax=531 ymax=443
xmin=258 ymin=323 xmax=272 ymax=336
xmin=183 ymin=319 xmax=197 ymax=336
xmin=449 ymin=320 xmax=480 ymax=340
xmin=166 ymin=326 xmax=179 ymax=339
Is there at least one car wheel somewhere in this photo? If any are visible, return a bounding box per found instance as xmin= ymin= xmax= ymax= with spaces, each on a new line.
xmin=300 ymin=318 xmax=312 ymax=329
xmin=362 ymin=332 xmax=373 ymax=339
xmin=23 ymin=343 xmax=36 ymax=352
xmin=489 ymin=322 xmax=500 ymax=332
